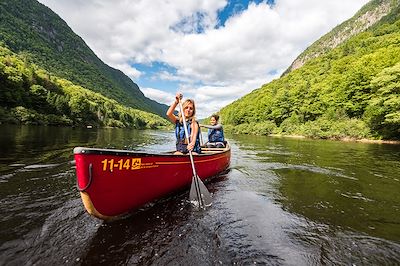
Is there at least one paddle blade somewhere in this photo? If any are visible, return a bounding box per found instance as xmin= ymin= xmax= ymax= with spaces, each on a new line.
xmin=189 ymin=175 xmax=212 ymax=208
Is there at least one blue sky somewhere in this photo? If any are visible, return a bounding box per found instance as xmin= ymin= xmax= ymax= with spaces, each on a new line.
xmin=217 ymin=0 xmax=274 ymax=28
xmin=38 ymin=0 xmax=369 ymax=118
xmin=134 ymin=62 xmax=180 ymax=93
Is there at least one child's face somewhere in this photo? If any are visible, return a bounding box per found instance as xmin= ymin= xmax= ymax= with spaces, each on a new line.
xmin=210 ymin=117 xmax=217 ymax=125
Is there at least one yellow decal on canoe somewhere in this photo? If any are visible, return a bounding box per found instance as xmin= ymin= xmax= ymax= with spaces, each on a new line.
xmin=131 ymin=158 xmax=141 ymax=170
xmin=101 ymin=158 xmax=159 ymax=172
xmin=101 ymin=158 xmax=141 ymax=172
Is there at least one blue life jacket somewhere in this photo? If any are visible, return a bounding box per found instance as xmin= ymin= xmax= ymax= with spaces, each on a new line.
xmin=175 ymin=119 xmax=201 ymax=153
xmin=208 ymin=127 xmax=224 ymax=142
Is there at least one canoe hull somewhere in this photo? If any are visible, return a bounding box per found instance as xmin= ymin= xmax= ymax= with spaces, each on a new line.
xmin=74 ymin=145 xmax=231 ymax=219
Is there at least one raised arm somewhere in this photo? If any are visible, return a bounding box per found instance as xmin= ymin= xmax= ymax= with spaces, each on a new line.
xmin=166 ymin=93 xmax=182 ymax=123
xmin=199 ymin=123 xmax=223 ymax=130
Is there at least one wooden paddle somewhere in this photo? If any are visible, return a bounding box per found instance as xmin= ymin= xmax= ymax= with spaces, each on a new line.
xmin=178 ymin=98 xmax=212 ymax=208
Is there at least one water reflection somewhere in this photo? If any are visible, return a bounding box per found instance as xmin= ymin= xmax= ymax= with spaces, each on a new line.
xmin=229 ymin=134 xmax=400 ymax=264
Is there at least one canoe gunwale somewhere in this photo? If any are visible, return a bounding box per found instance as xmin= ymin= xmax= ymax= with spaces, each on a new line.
xmin=74 ymin=144 xmax=230 ymax=158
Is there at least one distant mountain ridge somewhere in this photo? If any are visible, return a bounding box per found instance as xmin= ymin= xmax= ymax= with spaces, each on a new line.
xmin=283 ymin=0 xmax=398 ymax=76
xmin=0 ymin=0 xmax=168 ymax=117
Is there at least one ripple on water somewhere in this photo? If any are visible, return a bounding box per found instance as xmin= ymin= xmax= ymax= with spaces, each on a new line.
xmin=9 ymin=163 xmax=26 ymax=167
xmin=0 ymin=198 xmax=100 ymax=265
xmin=340 ymin=192 xmax=375 ymax=202
xmin=0 ymin=173 xmax=15 ymax=182
xmin=321 ymin=231 xmax=400 ymax=265
xmin=23 ymin=163 xmax=60 ymax=170
xmin=287 ymin=219 xmax=400 ymax=265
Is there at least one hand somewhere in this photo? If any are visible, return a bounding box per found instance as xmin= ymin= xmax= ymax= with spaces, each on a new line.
xmin=187 ymin=142 xmax=194 ymax=151
xmin=199 ymin=124 xmax=204 ymax=127
xmin=175 ymin=92 xmax=183 ymax=103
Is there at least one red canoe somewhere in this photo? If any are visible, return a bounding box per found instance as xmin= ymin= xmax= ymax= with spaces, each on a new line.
xmin=74 ymin=144 xmax=231 ymax=220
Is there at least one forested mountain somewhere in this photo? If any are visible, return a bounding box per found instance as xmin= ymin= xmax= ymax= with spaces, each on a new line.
xmin=0 ymin=44 xmax=169 ymax=128
xmin=220 ymin=0 xmax=400 ymax=140
xmin=283 ymin=0 xmax=398 ymax=75
xmin=0 ymin=0 xmax=168 ymax=118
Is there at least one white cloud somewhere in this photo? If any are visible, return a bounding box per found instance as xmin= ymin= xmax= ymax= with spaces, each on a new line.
xmin=38 ymin=0 xmax=369 ymax=117
xmin=112 ymin=63 xmax=142 ymax=80
xmin=141 ymin=87 xmax=175 ymax=105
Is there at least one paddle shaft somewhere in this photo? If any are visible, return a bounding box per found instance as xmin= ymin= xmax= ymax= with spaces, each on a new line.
xmin=178 ymin=98 xmax=206 ymax=207
xmin=199 ymin=129 xmax=204 ymax=146
xmin=178 ymin=102 xmax=197 ymax=177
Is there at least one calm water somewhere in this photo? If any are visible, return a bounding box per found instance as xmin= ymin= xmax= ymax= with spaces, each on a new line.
xmin=0 ymin=125 xmax=399 ymax=265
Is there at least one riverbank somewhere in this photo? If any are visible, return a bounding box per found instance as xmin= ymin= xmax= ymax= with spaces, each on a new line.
xmin=268 ymin=134 xmax=400 ymax=144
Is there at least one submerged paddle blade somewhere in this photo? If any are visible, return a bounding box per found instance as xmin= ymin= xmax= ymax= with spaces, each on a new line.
xmin=189 ymin=175 xmax=212 ymax=208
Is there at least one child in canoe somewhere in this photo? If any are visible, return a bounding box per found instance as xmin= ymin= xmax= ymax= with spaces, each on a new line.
xmin=200 ymin=114 xmax=225 ymax=148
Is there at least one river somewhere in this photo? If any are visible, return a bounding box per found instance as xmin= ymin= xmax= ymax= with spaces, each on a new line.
xmin=0 ymin=125 xmax=399 ymax=265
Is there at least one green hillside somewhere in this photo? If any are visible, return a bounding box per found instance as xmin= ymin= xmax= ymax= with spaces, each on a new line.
xmin=283 ymin=0 xmax=398 ymax=75
xmin=0 ymin=0 xmax=168 ymax=117
xmin=0 ymin=44 xmax=169 ymax=128
xmin=220 ymin=2 xmax=400 ymax=140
